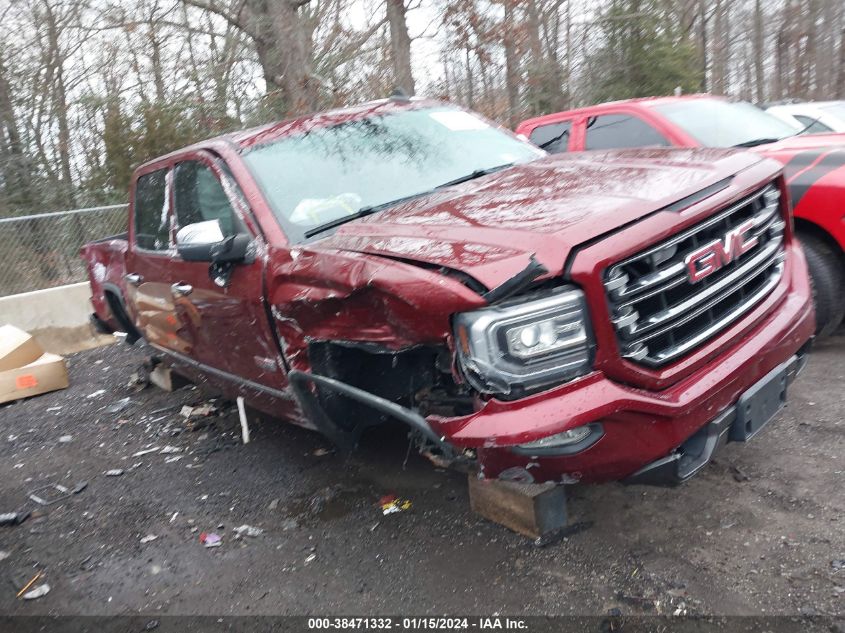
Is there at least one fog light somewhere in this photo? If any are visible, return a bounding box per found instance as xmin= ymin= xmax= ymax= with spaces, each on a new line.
xmin=517 ymin=426 xmax=592 ymax=450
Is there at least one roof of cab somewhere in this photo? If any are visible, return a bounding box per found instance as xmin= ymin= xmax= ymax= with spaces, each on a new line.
xmin=135 ymin=97 xmax=444 ymax=171
xmin=221 ymin=97 xmax=442 ymax=150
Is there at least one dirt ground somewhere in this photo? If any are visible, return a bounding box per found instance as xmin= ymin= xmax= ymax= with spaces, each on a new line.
xmin=0 ymin=332 xmax=842 ymax=618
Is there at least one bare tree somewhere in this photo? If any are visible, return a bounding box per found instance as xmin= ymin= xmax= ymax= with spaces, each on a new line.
xmin=386 ymin=0 xmax=415 ymax=95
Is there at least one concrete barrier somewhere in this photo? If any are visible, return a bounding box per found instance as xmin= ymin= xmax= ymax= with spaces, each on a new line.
xmin=0 ymin=282 xmax=114 ymax=355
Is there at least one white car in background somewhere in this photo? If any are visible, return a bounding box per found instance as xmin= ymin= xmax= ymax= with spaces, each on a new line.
xmin=765 ymin=101 xmax=845 ymax=134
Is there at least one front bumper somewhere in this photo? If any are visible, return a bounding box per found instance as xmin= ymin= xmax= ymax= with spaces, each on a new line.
xmin=427 ymin=256 xmax=815 ymax=484
xmin=624 ymin=351 xmax=806 ymax=486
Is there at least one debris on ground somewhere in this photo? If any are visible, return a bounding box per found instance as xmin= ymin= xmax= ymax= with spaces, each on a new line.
xmin=379 ymin=494 xmax=412 ymax=515
xmin=132 ymin=447 xmax=160 ymax=457
xmin=16 ymin=571 xmax=45 ymax=598
xmin=200 ymin=532 xmax=222 ymax=548
xmin=730 ymin=465 xmax=751 ymax=482
xmin=0 ymin=326 xmax=69 ymax=404
xmin=0 ymin=551 xmax=9 ymax=561
xmin=104 ymin=469 xmax=124 ymax=477
xmin=180 ymin=401 xmax=220 ymax=432
xmin=308 ymin=485 xmax=343 ymax=515
xmin=106 ymin=397 xmax=132 ymax=414
xmin=236 ymin=396 xmax=250 ymax=445
xmin=164 ymin=456 xmax=182 ymax=463
xmin=28 ymin=481 xmax=86 ymax=506
xmin=126 ymin=372 xmax=148 ymax=392
xmin=0 ymin=511 xmax=30 ymax=526
xmin=304 ymin=553 xmax=316 ymax=564
xmin=233 ymin=524 xmax=263 ymax=537
xmin=58 ymin=435 xmax=73 ymax=443
xmin=86 ymin=389 xmax=106 ymax=399
xmin=21 ymin=583 xmax=50 ymax=600
xmin=159 ymin=446 xmax=181 ymax=454
xmin=140 ymin=534 xmax=158 ymax=544
xmin=313 ymin=448 xmax=331 ymax=457
xmin=181 ymin=402 xmax=218 ymax=419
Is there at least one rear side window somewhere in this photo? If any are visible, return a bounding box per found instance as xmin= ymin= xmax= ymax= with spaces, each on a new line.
xmin=134 ymin=169 xmax=170 ymax=251
xmin=585 ymin=114 xmax=669 ymax=150
xmin=529 ymin=122 xmax=571 ymax=153
xmin=173 ymin=161 xmax=240 ymax=237
xmin=793 ymin=115 xmax=832 ymax=134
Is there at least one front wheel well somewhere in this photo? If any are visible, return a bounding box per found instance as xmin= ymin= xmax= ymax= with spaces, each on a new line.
xmin=794 ymin=219 xmax=845 ymax=337
xmin=794 ymin=218 xmax=844 ymax=264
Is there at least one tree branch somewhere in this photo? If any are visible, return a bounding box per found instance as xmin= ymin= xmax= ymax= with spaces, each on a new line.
xmin=182 ymin=0 xmax=258 ymax=40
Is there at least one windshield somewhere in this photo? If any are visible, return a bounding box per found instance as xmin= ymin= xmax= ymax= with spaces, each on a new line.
xmin=821 ymin=102 xmax=845 ymax=122
xmin=242 ymin=106 xmax=544 ymax=242
xmin=652 ymin=99 xmax=798 ymax=147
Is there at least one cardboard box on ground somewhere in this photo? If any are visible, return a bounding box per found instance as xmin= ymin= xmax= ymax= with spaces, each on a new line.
xmin=0 ymin=325 xmax=68 ymax=404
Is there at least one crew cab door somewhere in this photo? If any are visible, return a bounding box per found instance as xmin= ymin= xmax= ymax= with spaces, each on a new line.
xmin=167 ymin=153 xmax=286 ymax=389
xmin=124 ymin=166 xmax=184 ymax=354
xmin=125 ymin=154 xmax=287 ymax=392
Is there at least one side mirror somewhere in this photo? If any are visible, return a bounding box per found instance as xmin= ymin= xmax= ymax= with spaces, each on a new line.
xmin=175 ymin=220 xmax=253 ymax=265
xmin=175 ymin=220 xmax=224 ymax=262
xmin=210 ymin=233 xmax=253 ymax=263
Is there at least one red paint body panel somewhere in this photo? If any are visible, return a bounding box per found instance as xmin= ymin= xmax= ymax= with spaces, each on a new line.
xmin=515 ymin=94 xmax=845 ymax=254
xmin=434 ymin=243 xmax=813 ymax=482
xmin=80 ymin=237 xmax=129 ymax=333
xmin=82 ymin=98 xmax=815 ymax=485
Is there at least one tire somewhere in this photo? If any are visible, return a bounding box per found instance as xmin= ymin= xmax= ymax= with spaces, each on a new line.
xmin=799 ymin=233 xmax=845 ymax=338
xmin=105 ymin=291 xmax=142 ymax=344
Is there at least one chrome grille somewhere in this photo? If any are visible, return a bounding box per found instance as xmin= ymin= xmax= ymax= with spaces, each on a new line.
xmin=604 ymin=183 xmax=786 ymax=367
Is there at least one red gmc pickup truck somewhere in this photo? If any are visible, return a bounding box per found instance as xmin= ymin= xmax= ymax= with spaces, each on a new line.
xmin=82 ymin=98 xmax=814 ymax=488
xmin=516 ymin=94 xmax=845 ymax=336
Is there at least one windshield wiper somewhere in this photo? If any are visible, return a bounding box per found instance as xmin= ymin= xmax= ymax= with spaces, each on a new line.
xmin=733 ymin=115 xmax=823 ymax=148
xmin=304 ymin=163 xmax=517 ymax=239
xmin=732 ymin=137 xmax=782 ymax=148
xmin=792 ymin=115 xmax=823 ymax=136
xmin=434 ymin=163 xmax=516 ymax=189
xmin=303 ymin=191 xmax=432 ymax=238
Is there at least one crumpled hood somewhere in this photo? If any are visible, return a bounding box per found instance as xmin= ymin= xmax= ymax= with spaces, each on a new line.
xmin=313 ymin=148 xmax=766 ymax=289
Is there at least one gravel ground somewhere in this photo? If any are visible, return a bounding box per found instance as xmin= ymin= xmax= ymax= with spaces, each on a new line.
xmin=0 ymin=333 xmax=842 ymax=617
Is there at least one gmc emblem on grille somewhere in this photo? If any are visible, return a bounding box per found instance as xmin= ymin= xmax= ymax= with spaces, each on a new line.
xmin=683 ymin=219 xmax=759 ymax=283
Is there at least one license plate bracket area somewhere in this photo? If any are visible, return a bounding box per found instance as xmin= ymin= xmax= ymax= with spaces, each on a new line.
xmin=731 ymin=363 xmax=788 ymax=442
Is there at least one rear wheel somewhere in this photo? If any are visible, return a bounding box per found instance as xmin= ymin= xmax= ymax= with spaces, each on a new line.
xmin=799 ymin=232 xmax=845 ymax=337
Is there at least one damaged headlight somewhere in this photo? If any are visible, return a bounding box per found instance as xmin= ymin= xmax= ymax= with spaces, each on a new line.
xmin=454 ymin=287 xmax=594 ymax=397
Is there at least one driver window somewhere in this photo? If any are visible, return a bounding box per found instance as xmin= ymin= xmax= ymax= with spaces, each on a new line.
xmin=174 ymin=161 xmax=240 ymax=237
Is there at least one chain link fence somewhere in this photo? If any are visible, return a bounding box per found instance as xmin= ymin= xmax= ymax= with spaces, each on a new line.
xmin=0 ymin=205 xmax=127 ymax=297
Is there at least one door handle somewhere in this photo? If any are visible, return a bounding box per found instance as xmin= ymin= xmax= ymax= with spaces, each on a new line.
xmin=171 ymin=282 xmax=193 ymax=296
xmin=125 ymin=273 xmax=143 ymax=286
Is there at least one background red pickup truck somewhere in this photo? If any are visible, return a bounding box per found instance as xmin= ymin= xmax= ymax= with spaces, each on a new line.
xmin=516 ymin=95 xmax=845 ymax=336
xmin=82 ymin=98 xmax=814 ymax=487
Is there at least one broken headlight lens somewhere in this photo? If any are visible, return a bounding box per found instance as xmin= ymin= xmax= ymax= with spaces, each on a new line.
xmin=454 ymin=287 xmax=594 ymax=397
